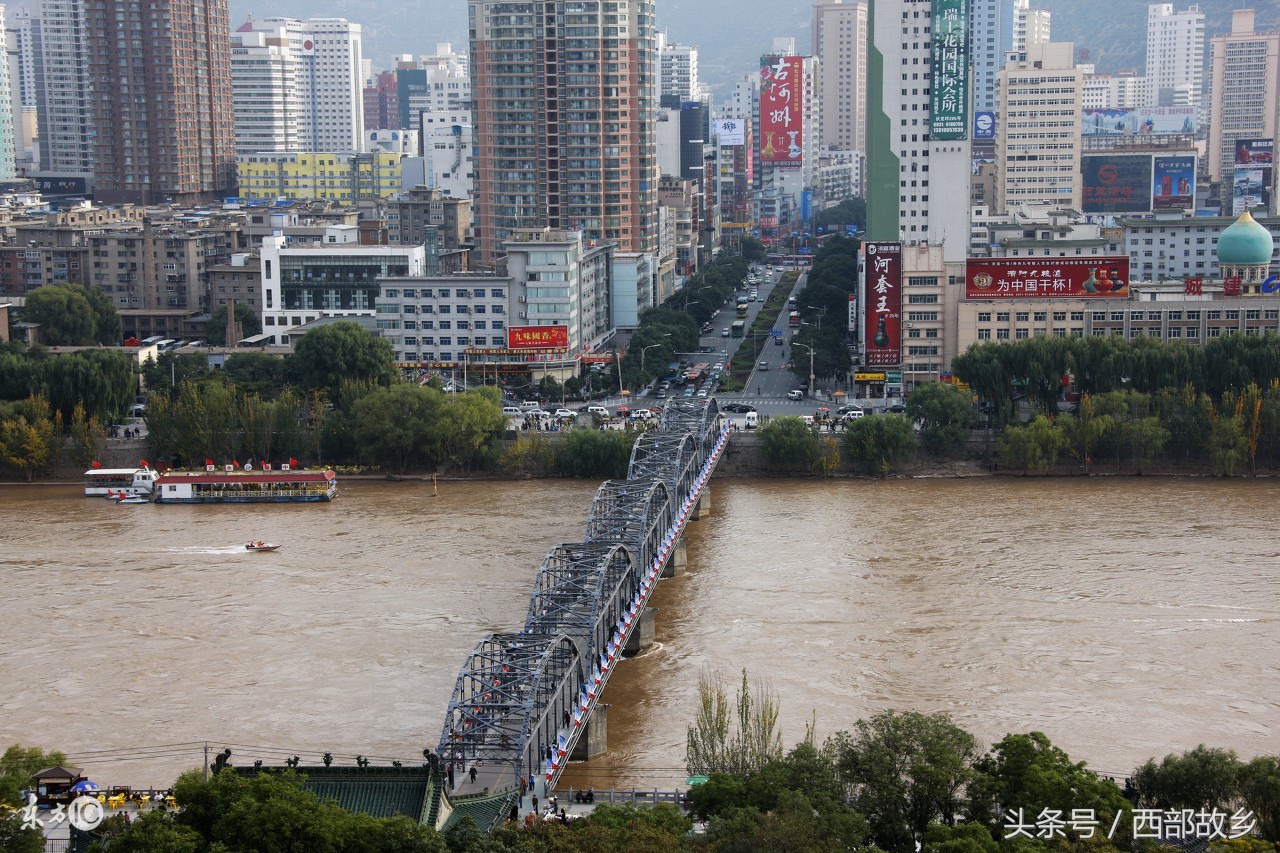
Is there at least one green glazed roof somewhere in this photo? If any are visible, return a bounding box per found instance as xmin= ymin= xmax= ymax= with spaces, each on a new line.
xmin=1218 ymin=210 xmax=1274 ymax=266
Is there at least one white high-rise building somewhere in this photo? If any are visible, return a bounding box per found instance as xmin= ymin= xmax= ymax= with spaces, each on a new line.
xmin=1013 ymin=0 xmax=1050 ymax=54
xmin=1145 ymin=3 xmax=1204 ymax=108
xmin=995 ymin=42 xmax=1082 ymax=214
xmin=1206 ymin=8 xmax=1280 ymax=186
xmin=230 ymin=25 xmax=300 ymax=155
xmin=658 ymin=32 xmax=703 ymax=104
xmin=865 ymin=0 xmax=971 ymax=260
xmin=1082 ymin=72 xmax=1150 ymax=110
xmin=237 ymin=16 xmax=364 ymax=153
xmin=811 ymin=0 xmax=867 ymax=153
xmin=5 ymin=5 xmax=37 ymax=174
xmin=32 ymin=0 xmax=93 ymax=179
xmin=0 ymin=6 xmax=13 ymax=179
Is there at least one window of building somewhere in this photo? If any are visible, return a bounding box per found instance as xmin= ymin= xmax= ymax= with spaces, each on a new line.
xmin=996 ymin=328 xmax=1009 ymax=340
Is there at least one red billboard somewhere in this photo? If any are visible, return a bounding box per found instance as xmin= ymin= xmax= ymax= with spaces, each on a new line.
xmin=1082 ymin=154 xmax=1154 ymax=214
xmin=507 ymin=325 xmax=569 ymax=350
xmin=965 ymin=258 xmax=1131 ymax=299
xmin=759 ymin=55 xmax=804 ymax=165
xmin=863 ymin=242 xmax=902 ymax=367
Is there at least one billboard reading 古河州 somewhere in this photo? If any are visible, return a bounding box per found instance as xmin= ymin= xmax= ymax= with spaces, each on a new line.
xmin=759 ymin=55 xmax=804 ymax=165
xmin=863 ymin=242 xmax=902 ymax=367
xmin=966 ymin=258 xmax=1131 ymax=299
xmin=507 ymin=325 xmax=569 ymax=350
xmin=930 ymin=0 xmax=969 ymax=140
xmin=1081 ymin=154 xmax=1154 ymax=214
xmin=1152 ymin=155 xmax=1196 ymax=211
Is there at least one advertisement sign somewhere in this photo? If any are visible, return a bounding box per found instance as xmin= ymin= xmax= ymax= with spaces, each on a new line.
xmin=930 ymin=0 xmax=970 ymax=140
xmin=1082 ymin=106 xmax=1197 ymax=136
xmin=965 ymin=257 xmax=1131 ymax=299
xmin=714 ymin=118 xmax=745 ymax=146
xmin=1152 ymin=155 xmax=1196 ymax=210
xmin=974 ymin=111 xmax=996 ymax=140
xmin=847 ymin=293 xmax=857 ymax=334
xmin=33 ymin=176 xmax=88 ymax=195
xmin=759 ymin=55 xmax=805 ymax=164
xmin=800 ymin=190 xmax=813 ymax=224
xmin=1234 ymin=138 xmax=1274 ymax=166
xmin=1232 ymin=168 xmax=1271 ymax=215
xmin=507 ymin=325 xmax=569 ymax=350
xmin=863 ymin=242 xmax=902 ymax=367
xmin=1081 ymin=154 xmax=1154 ymax=214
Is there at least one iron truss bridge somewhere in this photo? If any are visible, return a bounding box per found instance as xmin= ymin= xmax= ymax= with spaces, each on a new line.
xmin=432 ymin=398 xmax=729 ymax=828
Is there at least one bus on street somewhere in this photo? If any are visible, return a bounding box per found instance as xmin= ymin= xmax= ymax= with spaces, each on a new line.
xmin=731 ymin=320 xmax=746 ymax=338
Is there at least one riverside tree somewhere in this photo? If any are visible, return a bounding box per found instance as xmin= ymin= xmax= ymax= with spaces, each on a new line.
xmin=841 ymin=414 xmax=916 ymax=475
xmin=686 ymin=668 xmax=783 ymax=778
xmin=20 ymin=282 xmax=121 ymax=345
xmin=905 ymin=381 xmax=975 ymax=456
xmin=758 ymin=415 xmax=820 ymax=472
xmin=289 ymin=321 xmax=396 ymax=395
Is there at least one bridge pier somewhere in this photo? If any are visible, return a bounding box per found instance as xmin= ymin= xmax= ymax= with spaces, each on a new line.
xmin=570 ymin=703 xmax=608 ymax=761
xmin=661 ymin=538 xmax=686 ymax=578
xmin=693 ymin=484 xmax=710 ymax=517
xmin=624 ymin=607 xmax=657 ymax=655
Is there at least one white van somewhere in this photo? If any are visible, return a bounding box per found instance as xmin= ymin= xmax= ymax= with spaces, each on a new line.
xmin=501 ymin=406 xmax=522 ymax=417
xmin=585 ymin=405 xmax=609 ymax=417
xmin=520 ymin=401 xmax=541 ymax=411
xmin=786 ymin=389 xmax=804 ymax=401
xmin=744 ymin=411 xmax=759 ymax=429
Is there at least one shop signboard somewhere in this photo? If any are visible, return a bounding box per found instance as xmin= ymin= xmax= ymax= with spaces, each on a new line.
xmin=507 ymin=325 xmax=569 ymax=350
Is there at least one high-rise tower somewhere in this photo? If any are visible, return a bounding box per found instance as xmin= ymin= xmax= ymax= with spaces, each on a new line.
xmin=85 ymin=0 xmax=236 ymax=205
xmin=1146 ymin=3 xmax=1204 ymax=108
xmin=469 ymin=0 xmax=657 ymax=266
xmin=811 ymin=0 xmax=867 ymax=154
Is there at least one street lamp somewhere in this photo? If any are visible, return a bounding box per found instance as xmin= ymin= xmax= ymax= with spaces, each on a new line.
xmin=806 ymin=305 xmax=827 ymax=331
xmin=793 ymin=341 xmax=816 ymax=399
xmin=640 ymin=335 xmax=671 ymax=376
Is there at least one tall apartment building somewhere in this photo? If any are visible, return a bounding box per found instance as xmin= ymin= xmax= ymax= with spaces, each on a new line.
xmin=969 ymin=0 xmax=1019 ymax=117
xmin=237 ymin=17 xmax=364 ymax=153
xmin=469 ymin=0 xmax=658 ymax=266
xmin=230 ymin=24 xmax=300 ymax=155
xmin=0 ymin=6 xmax=14 ymax=180
xmin=6 ymin=5 xmax=37 ymax=173
xmin=994 ymin=42 xmax=1083 ymax=214
xmin=236 ymin=152 xmax=402 ymax=203
xmin=85 ymin=0 xmax=236 ymax=206
xmin=865 ymin=0 xmax=972 ymax=261
xmin=31 ymin=0 xmax=93 ymax=184
xmin=363 ymin=71 xmax=398 ymax=131
xmin=1082 ymin=71 xmax=1149 ymax=110
xmin=1146 ymin=3 xmax=1204 ymax=108
xmin=658 ymin=32 xmax=703 ymax=104
xmin=1206 ymin=9 xmax=1280 ymax=186
xmin=811 ymin=0 xmax=867 ymax=154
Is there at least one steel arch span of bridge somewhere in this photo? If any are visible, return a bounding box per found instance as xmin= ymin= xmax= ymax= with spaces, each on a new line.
xmin=431 ymin=397 xmax=728 ymax=830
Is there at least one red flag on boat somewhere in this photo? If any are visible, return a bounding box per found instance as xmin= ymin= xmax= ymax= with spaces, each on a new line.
xmin=91 ymin=460 xmax=102 ymax=469
xmin=139 ymin=460 xmax=149 ymax=468
xmin=233 ymin=459 xmax=240 ymax=468
xmin=205 ymin=458 xmax=214 ymax=467
xmin=289 ymin=457 xmax=299 ymax=467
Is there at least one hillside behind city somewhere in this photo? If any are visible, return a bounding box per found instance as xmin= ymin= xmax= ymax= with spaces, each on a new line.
xmin=227 ymin=0 xmax=1280 ymax=101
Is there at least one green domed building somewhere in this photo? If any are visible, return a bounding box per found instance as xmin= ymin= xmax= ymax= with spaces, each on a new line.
xmin=1217 ymin=210 xmax=1276 ymax=294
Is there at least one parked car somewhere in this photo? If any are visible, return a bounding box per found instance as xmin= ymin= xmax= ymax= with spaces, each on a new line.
xmin=554 ymin=408 xmax=576 ymax=418
xmin=887 ymin=404 xmax=907 ymax=413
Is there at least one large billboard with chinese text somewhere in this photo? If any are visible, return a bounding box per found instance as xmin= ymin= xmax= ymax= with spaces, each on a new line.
xmin=759 ymin=55 xmax=805 ymax=165
xmin=507 ymin=325 xmax=569 ymax=350
xmin=1234 ymin=138 xmax=1274 ymax=166
xmin=930 ymin=0 xmax=969 ymax=140
xmin=1082 ymin=106 xmax=1197 ymax=136
xmin=1152 ymin=155 xmax=1196 ymax=211
xmin=863 ymin=242 xmax=902 ymax=367
xmin=965 ymin=258 xmax=1131 ymax=299
xmin=1081 ymin=154 xmax=1154 ymax=214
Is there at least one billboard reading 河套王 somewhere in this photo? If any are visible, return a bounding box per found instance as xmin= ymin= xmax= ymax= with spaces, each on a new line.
xmin=863 ymin=242 xmax=902 ymax=367
xmin=1152 ymin=155 xmax=1196 ymax=211
xmin=966 ymin=258 xmax=1131 ymax=299
xmin=1082 ymin=154 xmax=1154 ymax=214
xmin=930 ymin=0 xmax=969 ymax=141
xmin=759 ymin=55 xmax=804 ymax=165
xmin=507 ymin=325 xmax=569 ymax=350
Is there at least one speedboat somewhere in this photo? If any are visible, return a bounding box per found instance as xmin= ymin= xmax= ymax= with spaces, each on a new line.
xmin=245 ymin=541 xmax=281 ymax=552
xmin=109 ymin=490 xmax=150 ymax=504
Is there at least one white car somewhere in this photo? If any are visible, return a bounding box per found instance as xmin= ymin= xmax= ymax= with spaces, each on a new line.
xmin=526 ymin=409 xmax=552 ymax=419
xmin=554 ymin=408 xmax=576 ymax=418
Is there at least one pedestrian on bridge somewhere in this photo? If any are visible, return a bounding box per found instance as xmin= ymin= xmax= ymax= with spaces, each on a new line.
xmin=532 ymin=794 xmax=538 ymax=815
xmin=469 ymin=765 xmax=478 ymax=783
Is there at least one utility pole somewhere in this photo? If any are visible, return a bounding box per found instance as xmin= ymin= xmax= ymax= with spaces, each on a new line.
xmin=794 ymin=342 xmax=816 ymax=398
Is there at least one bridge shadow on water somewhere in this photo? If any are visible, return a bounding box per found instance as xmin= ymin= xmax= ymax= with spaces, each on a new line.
xmin=432 ymin=398 xmax=729 ymax=831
